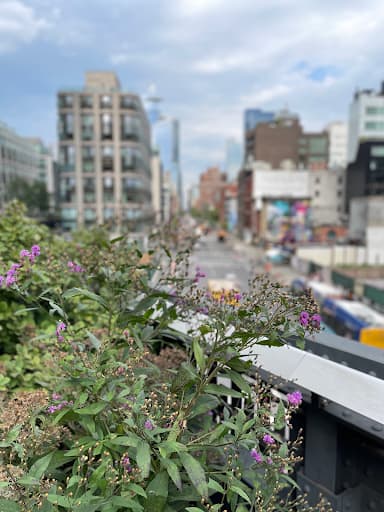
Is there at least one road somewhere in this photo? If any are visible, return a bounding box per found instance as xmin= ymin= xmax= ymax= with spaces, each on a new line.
xmin=190 ymin=234 xmax=301 ymax=291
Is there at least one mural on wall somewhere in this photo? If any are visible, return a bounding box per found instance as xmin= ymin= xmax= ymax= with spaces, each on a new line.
xmin=266 ymin=199 xmax=311 ymax=242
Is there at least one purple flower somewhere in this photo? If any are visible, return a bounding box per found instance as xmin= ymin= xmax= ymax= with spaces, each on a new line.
xmin=31 ymin=245 xmax=41 ymax=257
xmin=287 ymin=390 xmax=303 ymax=407
xmin=0 ymin=275 xmax=3 ymax=287
xmin=144 ymin=419 xmax=154 ymax=430
xmin=263 ymin=434 xmax=275 ymax=445
xmin=20 ymin=249 xmax=30 ymax=259
xmin=250 ymin=448 xmax=263 ymax=463
xmin=197 ymin=306 xmax=209 ymax=314
xmin=68 ymin=261 xmax=84 ymax=273
xmin=299 ymin=311 xmax=310 ymax=327
xmin=266 ymin=457 xmax=273 ymax=465
xmin=121 ymin=455 xmax=132 ymax=472
xmin=311 ymin=313 xmax=321 ymax=329
xmin=52 ymin=393 xmax=62 ymax=401
xmin=56 ymin=322 xmax=66 ymax=342
xmin=234 ymin=293 xmax=242 ymax=301
xmin=5 ymin=273 xmax=16 ymax=287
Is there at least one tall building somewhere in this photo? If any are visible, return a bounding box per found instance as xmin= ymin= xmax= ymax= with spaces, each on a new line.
xmin=348 ymin=82 xmax=384 ymax=163
xmin=224 ymin=138 xmax=243 ymax=180
xmin=326 ymin=121 xmax=348 ymax=169
xmin=145 ymin=94 xmax=182 ymax=212
xmin=0 ymin=121 xmax=41 ymax=209
xmin=26 ymin=138 xmax=56 ymax=211
xmin=57 ymin=71 xmax=152 ymax=232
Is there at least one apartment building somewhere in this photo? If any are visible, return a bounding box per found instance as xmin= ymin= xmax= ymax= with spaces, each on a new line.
xmin=57 ymin=71 xmax=152 ymax=232
xmin=0 ymin=121 xmax=41 ymax=209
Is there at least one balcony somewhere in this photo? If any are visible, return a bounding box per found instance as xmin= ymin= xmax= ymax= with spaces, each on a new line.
xmin=120 ymin=96 xmax=139 ymax=110
xmin=81 ymin=127 xmax=94 ymax=141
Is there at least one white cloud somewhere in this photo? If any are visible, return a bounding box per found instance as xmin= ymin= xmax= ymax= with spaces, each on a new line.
xmin=0 ymin=1 xmax=49 ymax=53
xmin=176 ymin=0 xmax=228 ymax=17
xmin=110 ymin=52 xmax=131 ymax=65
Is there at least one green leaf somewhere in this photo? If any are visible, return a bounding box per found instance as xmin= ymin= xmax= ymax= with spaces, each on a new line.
xmin=162 ymin=458 xmax=182 ymax=490
xmin=229 ymin=485 xmax=251 ymax=504
xmin=136 ymin=440 xmax=151 ymax=479
xmin=158 ymin=441 xmax=186 ymax=457
xmin=186 ymin=509 xmax=205 ymax=512
xmin=111 ymin=497 xmax=144 ymax=511
xmin=192 ymin=339 xmax=205 ymax=372
xmin=75 ymin=402 xmax=106 ymax=415
xmin=188 ymin=395 xmax=219 ymax=419
xmin=225 ymin=370 xmax=252 ymax=397
xmin=205 ymin=384 xmax=243 ymax=398
xmin=47 ymin=495 xmax=74 ymax=508
xmin=62 ymin=288 xmax=108 ymax=310
xmin=17 ymin=476 xmax=40 ymax=486
xmin=127 ymin=483 xmax=147 ymax=498
xmin=179 ymin=452 xmax=208 ymax=497
xmin=274 ymin=401 xmax=286 ymax=430
xmin=108 ymin=434 xmax=140 ymax=447
xmin=29 ymin=451 xmax=54 ymax=479
xmin=208 ymin=478 xmax=224 ymax=493
xmin=0 ymin=499 xmax=20 ymax=512
xmin=144 ymin=471 xmax=168 ymax=512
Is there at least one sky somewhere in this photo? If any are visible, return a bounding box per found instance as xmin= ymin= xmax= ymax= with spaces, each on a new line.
xmin=1 ymin=0 xmax=384 ymax=191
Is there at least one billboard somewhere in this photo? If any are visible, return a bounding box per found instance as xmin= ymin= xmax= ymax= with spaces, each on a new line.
xmin=266 ymin=199 xmax=311 ymax=242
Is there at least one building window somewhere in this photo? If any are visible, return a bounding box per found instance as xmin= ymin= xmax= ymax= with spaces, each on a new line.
xmin=315 ymin=177 xmax=320 ymax=184
xmin=122 ymin=177 xmax=142 ymax=203
xmin=82 ymin=146 xmax=95 ymax=172
xmin=121 ymin=115 xmax=140 ymax=141
xmin=337 ymin=190 xmax=342 ymax=197
xmin=80 ymin=95 xmax=93 ymax=109
xmin=59 ymin=94 xmax=73 ymax=108
xmin=59 ymin=145 xmax=75 ymax=172
xmin=103 ymin=176 xmax=114 ymax=202
xmin=315 ymin=190 xmax=320 ymax=197
xmin=370 ymin=160 xmax=377 ymax=171
xmin=365 ymin=121 xmax=384 ymax=131
xmin=59 ymin=177 xmax=76 ymax=203
xmin=84 ymin=208 xmax=96 ymax=227
xmin=371 ymin=146 xmax=384 ymax=157
xmin=81 ymin=115 xmax=94 ymax=140
xmin=61 ymin=207 xmax=77 ymax=230
xmin=83 ymin=177 xmax=95 ymax=203
xmin=102 ymin=146 xmax=114 ymax=171
xmin=101 ymin=113 xmax=113 ymax=140
xmin=338 ymin=176 xmax=343 ymax=184
xmin=366 ymin=106 xmax=384 ymax=115
xmin=103 ymin=207 xmax=115 ymax=223
xmin=121 ymin=147 xmax=142 ymax=171
xmin=100 ymin=95 xmax=112 ymax=108
xmin=59 ymin=113 xmax=74 ymax=140
xmin=120 ymin=96 xmax=138 ymax=110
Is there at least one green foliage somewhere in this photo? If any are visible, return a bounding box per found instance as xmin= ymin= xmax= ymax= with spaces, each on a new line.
xmin=0 ymin=207 xmax=331 ymax=511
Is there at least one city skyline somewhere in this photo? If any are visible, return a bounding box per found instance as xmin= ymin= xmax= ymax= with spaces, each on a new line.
xmin=1 ymin=0 xmax=384 ymax=190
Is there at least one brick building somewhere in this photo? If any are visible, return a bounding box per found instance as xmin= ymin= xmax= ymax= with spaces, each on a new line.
xmin=198 ymin=166 xmax=227 ymax=222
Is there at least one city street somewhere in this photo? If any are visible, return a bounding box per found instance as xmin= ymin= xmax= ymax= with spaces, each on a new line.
xmin=190 ymin=233 xmax=301 ymax=291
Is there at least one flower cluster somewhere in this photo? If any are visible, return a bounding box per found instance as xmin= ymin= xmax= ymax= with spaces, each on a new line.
xmin=263 ymin=434 xmax=275 ymax=445
xmin=0 ymin=245 xmax=41 ymax=288
xmin=193 ymin=266 xmax=206 ymax=283
xmin=144 ymin=419 xmax=154 ymax=430
xmin=250 ymin=448 xmax=263 ymax=463
xmin=56 ymin=321 xmax=66 ymax=343
xmin=121 ymin=455 xmax=132 ymax=472
xmin=67 ymin=261 xmax=85 ymax=273
xmin=299 ymin=311 xmax=321 ymax=329
xmin=287 ymin=390 xmax=303 ymax=407
xmin=47 ymin=399 xmax=73 ymax=414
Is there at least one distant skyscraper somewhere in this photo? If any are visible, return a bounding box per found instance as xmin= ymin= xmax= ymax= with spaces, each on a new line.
xmin=145 ymin=92 xmax=182 ymax=210
xmin=326 ymin=121 xmax=348 ymax=169
xmin=224 ymin=138 xmax=243 ymax=180
xmin=244 ymin=108 xmax=274 ymax=134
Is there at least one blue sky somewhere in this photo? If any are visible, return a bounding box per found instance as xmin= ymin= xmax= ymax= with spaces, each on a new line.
xmin=1 ymin=0 xmax=384 ymax=190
